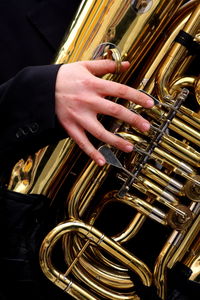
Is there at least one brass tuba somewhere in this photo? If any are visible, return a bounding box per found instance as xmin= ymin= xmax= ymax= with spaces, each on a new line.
xmin=8 ymin=0 xmax=200 ymax=299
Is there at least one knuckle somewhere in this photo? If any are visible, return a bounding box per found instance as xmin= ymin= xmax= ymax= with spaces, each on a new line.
xmin=108 ymin=103 xmax=122 ymax=116
xmin=88 ymin=149 xmax=98 ymax=161
xmin=81 ymin=77 xmax=98 ymax=89
xmin=80 ymin=77 xmax=93 ymax=88
xmin=113 ymin=139 xmax=123 ymax=148
xmin=95 ymin=128 xmax=105 ymax=141
xmin=112 ymin=136 xmax=126 ymax=149
xmin=130 ymin=113 xmax=143 ymax=126
xmin=70 ymin=94 xmax=83 ymax=105
xmin=67 ymin=93 xmax=89 ymax=108
xmin=77 ymin=140 xmax=87 ymax=151
xmin=117 ymin=84 xmax=128 ymax=98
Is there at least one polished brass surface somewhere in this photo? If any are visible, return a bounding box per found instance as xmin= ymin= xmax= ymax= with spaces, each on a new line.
xmin=7 ymin=0 xmax=200 ymax=299
xmin=183 ymin=233 xmax=200 ymax=283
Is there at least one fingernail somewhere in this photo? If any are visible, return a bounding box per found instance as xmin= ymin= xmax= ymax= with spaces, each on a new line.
xmin=97 ymin=159 xmax=105 ymax=166
xmin=139 ymin=89 xmax=159 ymax=106
xmin=125 ymin=144 xmax=134 ymax=152
xmin=142 ymin=122 xmax=150 ymax=131
xmin=146 ymin=99 xmax=154 ymax=107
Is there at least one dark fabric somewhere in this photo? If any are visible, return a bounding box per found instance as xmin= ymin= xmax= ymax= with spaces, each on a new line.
xmin=0 ymin=0 xmax=80 ymax=83
xmin=0 ymin=64 xmax=67 ymax=167
xmin=0 ymin=0 xmax=79 ymax=181
xmin=0 ymin=1 xmax=79 ymax=299
xmin=0 ymin=189 xmax=49 ymax=281
xmin=0 ymin=189 xmax=72 ymax=300
xmin=166 ymin=263 xmax=200 ymax=300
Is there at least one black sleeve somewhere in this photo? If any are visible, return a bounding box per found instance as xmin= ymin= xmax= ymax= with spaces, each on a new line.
xmin=0 ymin=64 xmax=67 ymax=164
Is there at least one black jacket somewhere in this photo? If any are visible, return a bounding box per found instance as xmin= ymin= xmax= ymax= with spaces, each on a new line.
xmin=0 ymin=1 xmax=79 ymax=300
xmin=0 ymin=0 xmax=79 ymax=175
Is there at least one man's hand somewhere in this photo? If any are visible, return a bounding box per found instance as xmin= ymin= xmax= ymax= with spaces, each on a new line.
xmin=55 ymin=60 xmax=154 ymax=166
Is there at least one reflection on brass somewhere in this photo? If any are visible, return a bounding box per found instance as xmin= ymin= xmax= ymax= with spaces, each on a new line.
xmin=185 ymin=175 xmax=200 ymax=202
xmin=183 ymin=234 xmax=200 ymax=283
xmin=93 ymin=43 xmax=122 ymax=73
xmin=167 ymin=204 xmax=193 ymax=230
xmin=6 ymin=0 xmax=200 ymax=299
xmin=195 ymin=76 xmax=200 ymax=105
xmin=135 ymin=0 xmax=147 ymax=9
xmin=40 ymin=220 xmax=151 ymax=299
xmin=104 ymin=190 xmax=167 ymax=225
xmin=135 ymin=0 xmax=148 ymax=11
xmin=194 ymin=31 xmax=200 ymax=43
xmin=154 ymin=204 xmax=200 ymax=299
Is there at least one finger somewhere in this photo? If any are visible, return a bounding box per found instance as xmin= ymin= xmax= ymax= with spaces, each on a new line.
xmin=64 ymin=123 xmax=106 ymax=166
xmin=91 ymin=98 xmax=151 ymax=132
xmin=82 ymin=59 xmax=130 ymax=76
xmin=78 ymin=117 xmax=135 ymax=153
xmin=95 ymin=78 xmax=154 ymax=108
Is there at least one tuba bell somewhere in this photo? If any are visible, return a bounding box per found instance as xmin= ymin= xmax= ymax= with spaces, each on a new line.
xmin=8 ymin=0 xmax=200 ymax=299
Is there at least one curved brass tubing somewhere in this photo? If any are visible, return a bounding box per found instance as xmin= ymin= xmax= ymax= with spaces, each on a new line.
xmin=156 ymin=3 xmax=200 ymax=99
xmin=40 ymin=220 xmax=152 ymax=299
xmin=154 ymin=203 xmax=200 ymax=299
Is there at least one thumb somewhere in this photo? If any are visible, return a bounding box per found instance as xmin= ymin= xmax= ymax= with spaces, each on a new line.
xmin=83 ymin=59 xmax=130 ymax=76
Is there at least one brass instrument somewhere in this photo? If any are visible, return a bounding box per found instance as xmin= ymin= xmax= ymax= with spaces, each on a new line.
xmin=8 ymin=0 xmax=200 ymax=299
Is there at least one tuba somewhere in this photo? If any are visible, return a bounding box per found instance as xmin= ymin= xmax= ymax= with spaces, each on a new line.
xmin=8 ymin=0 xmax=200 ymax=299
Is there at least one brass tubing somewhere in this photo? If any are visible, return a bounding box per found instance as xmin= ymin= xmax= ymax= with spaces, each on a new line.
xmin=153 ymin=147 xmax=194 ymax=174
xmin=63 ymin=232 xmax=134 ymax=290
xmin=40 ymin=220 xmax=152 ymax=299
xmin=125 ymin=199 xmax=167 ymax=223
xmin=154 ymin=231 xmax=184 ymax=300
xmin=67 ymin=236 xmax=134 ymax=289
xmin=52 ymin=235 xmax=137 ymax=300
xmin=40 ymin=237 xmax=99 ymax=299
xmin=139 ymin=177 xmax=179 ymax=205
xmin=67 ymin=161 xmax=110 ymax=220
xmin=170 ymin=76 xmax=196 ymax=92
xmin=100 ymin=191 xmax=166 ymax=243
xmin=66 ymin=157 xmax=167 ymax=290
xmin=156 ymin=3 xmax=200 ymax=98
xmin=154 ymin=202 xmax=200 ymax=299
xmin=169 ymin=123 xmax=200 ymax=146
xmin=178 ymin=105 xmax=200 ymax=127
xmin=72 ymin=221 xmax=152 ymax=286
xmin=170 ymin=117 xmax=200 ymax=141
xmin=162 ymin=135 xmax=200 ymax=167
xmin=137 ymin=0 xmax=198 ymax=93
xmin=143 ymin=164 xmax=183 ymax=191
xmin=146 ymin=106 xmax=200 ymax=147
xmin=90 ymin=246 xmax=129 ymax=272
xmin=7 ymin=138 xmax=82 ymax=200
xmin=160 ymin=141 xmax=199 ymax=169
xmin=56 ymin=0 xmax=185 ymax=78
xmin=114 ymin=213 xmax=147 ymax=243
xmin=144 ymin=177 xmax=180 ymax=196
xmin=156 ymin=37 xmax=187 ymax=98
xmin=142 ymin=173 xmax=181 ymax=196
xmin=64 ymin=188 xmax=165 ymax=290
xmin=183 ymin=234 xmax=200 ymax=283
xmin=195 ymin=77 xmax=200 ymax=105
xmin=105 ymin=191 xmax=167 ymax=225
xmin=62 ymin=234 xmax=135 ymax=297
xmin=168 ymin=204 xmax=200 ymax=269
